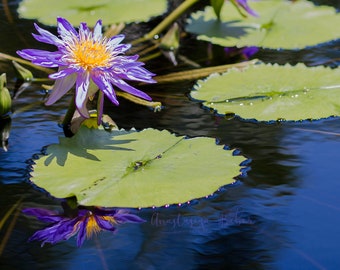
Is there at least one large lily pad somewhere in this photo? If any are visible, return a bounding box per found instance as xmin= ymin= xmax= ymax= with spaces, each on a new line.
xmin=30 ymin=127 xmax=246 ymax=208
xmin=186 ymin=0 xmax=340 ymax=49
xmin=190 ymin=63 xmax=340 ymax=122
xmin=18 ymin=0 xmax=167 ymax=26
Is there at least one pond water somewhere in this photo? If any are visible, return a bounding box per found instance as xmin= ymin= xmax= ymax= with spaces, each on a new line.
xmin=1 ymin=1 xmax=340 ymax=269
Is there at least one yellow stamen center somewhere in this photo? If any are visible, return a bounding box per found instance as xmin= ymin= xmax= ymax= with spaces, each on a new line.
xmin=70 ymin=40 xmax=111 ymax=71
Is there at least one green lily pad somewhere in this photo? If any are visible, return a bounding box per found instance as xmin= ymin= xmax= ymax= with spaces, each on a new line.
xmin=190 ymin=63 xmax=340 ymax=122
xmin=186 ymin=0 xmax=340 ymax=49
xmin=18 ymin=0 xmax=167 ymax=26
xmin=30 ymin=127 xmax=246 ymax=208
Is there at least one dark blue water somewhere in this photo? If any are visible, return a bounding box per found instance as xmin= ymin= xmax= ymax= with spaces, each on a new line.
xmin=1 ymin=1 xmax=340 ymax=269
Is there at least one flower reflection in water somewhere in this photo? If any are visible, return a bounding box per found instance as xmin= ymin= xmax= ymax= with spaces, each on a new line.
xmin=23 ymin=202 xmax=145 ymax=247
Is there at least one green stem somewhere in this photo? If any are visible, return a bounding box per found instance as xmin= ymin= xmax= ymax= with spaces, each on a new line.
xmin=116 ymin=91 xmax=162 ymax=111
xmin=62 ymin=94 xmax=76 ymax=128
xmin=139 ymin=51 xmax=162 ymax=63
xmin=152 ymin=59 xmax=259 ymax=84
xmin=132 ymin=0 xmax=201 ymax=44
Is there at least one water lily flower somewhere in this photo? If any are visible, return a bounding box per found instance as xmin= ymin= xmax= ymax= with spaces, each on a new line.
xmin=17 ymin=17 xmax=155 ymax=121
xmin=230 ymin=0 xmax=258 ymax=17
xmin=23 ymin=206 xmax=145 ymax=247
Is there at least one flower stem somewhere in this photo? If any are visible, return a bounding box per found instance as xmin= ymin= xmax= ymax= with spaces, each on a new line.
xmin=152 ymin=59 xmax=259 ymax=83
xmin=116 ymin=91 xmax=162 ymax=111
xmin=62 ymin=94 xmax=76 ymax=134
xmin=132 ymin=0 xmax=201 ymax=44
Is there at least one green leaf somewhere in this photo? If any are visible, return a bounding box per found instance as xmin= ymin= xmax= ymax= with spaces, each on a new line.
xmin=190 ymin=63 xmax=340 ymax=122
xmin=31 ymin=127 xmax=246 ymax=208
xmin=18 ymin=0 xmax=167 ymax=26
xmin=186 ymin=0 xmax=340 ymax=49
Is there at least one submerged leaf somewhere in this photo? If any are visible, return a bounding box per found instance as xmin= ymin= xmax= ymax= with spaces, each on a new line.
xmin=31 ymin=127 xmax=246 ymax=208
xmin=186 ymin=0 xmax=340 ymax=49
xmin=190 ymin=63 xmax=340 ymax=122
xmin=18 ymin=0 xmax=167 ymax=26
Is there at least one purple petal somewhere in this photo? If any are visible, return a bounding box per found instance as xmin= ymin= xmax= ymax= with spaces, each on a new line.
xmin=75 ymin=72 xmax=90 ymax=118
xmin=92 ymin=75 xmax=119 ymax=105
xmin=111 ymin=78 xmax=152 ymax=101
xmin=115 ymin=212 xmax=146 ymax=223
xmin=32 ymin=59 xmax=59 ymax=68
xmin=110 ymin=59 xmax=155 ymax=83
xmin=236 ymin=0 xmax=258 ymax=17
xmin=57 ymin=17 xmax=77 ymax=37
xmin=114 ymin=55 xmax=139 ymax=63
xmin=17 ymin=49 xmax=53 ymax=60
xmin=45 ymin=73 xmax=77 ymax=105
xmin=111 ymin=43 xmax=131 ymax=55
xmin=108 ymin=34 xmax=125 ymax=48
xmin=93 ymin=20 xmax=103 ymax=41
xmin=17 ymin=49 xmax=63 ymax=67
xmin=125 ymin=67 xmax=156 ymax=83
xmin=49 ymin=67 xmax=76 ymax=79
xmin=79 ymin=22 xmax=90 ymax=40
xmin=33 ymin=23 xmax=62 ymax=46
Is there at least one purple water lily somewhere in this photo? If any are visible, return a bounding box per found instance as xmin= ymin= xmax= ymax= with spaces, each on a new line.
xmin=23 ymin=206 xmax=145 ymax=247
xmin=230 ymin=0 xmax=258 ymax=17
xmin=17 ymin=17 xmax=155 ymax=121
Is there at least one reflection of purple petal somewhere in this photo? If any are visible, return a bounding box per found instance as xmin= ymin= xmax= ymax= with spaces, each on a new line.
xmin=28 ymin=218 xmax=79 ymax=246
xmin=23 ymin=208 xmax=62 ymax=222
xmin=224 ymin=47 xmax=238 ymax=56
xmin=242 ymin=46 xmax=259 ymax=59
xmin=95 ymin=216 xmax=117 ymax=231
xmin=76 ymin=217 xmax=88 ymax=247
xmin=224 ymin=46 xmax=259 ymax=60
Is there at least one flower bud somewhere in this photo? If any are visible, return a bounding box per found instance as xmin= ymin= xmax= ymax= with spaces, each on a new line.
xmin=0 ymin=73 xmax=12 ymax=117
